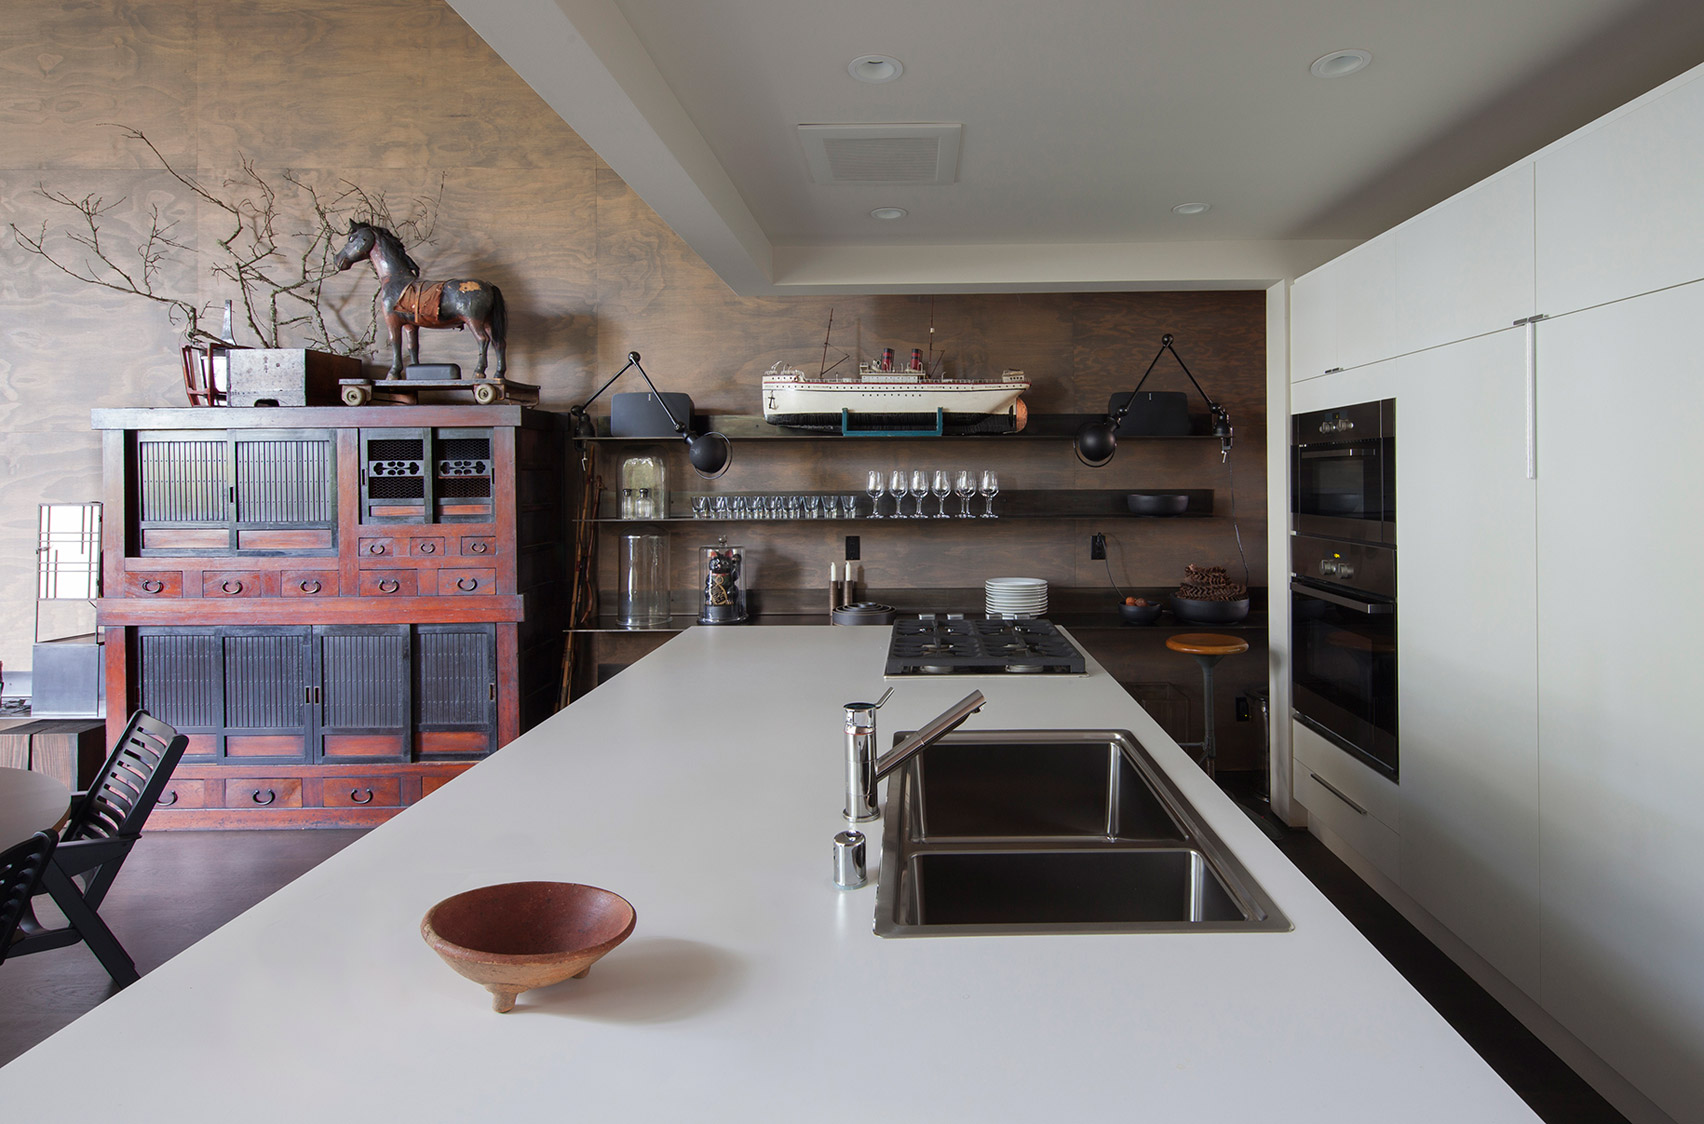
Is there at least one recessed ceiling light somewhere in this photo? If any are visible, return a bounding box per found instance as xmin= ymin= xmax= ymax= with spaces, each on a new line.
xmin=870 ymin=207 xmax=908 ymax=221
xmin=1172 ymin=202 xmax=1211 ymax=216
xmin=849 ymin=55 xmax=903 ymax=84
xmin=1310 ymin=49 xmax=1372 ymax=79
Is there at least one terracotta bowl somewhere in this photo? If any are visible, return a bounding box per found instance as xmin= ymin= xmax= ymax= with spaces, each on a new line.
xmin=422 ymin=881 xmax=636 ymax=1013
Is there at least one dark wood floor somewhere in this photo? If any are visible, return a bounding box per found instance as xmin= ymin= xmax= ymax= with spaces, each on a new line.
xmin=0 ymin=811 xmax=1634 ymax=1123
xmin=0 ymin=829 xmax=364 ymax=1066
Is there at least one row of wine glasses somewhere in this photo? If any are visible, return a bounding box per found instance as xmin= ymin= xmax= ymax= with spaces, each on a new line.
xmin=864 ymin=469 xmax=999 ymax=519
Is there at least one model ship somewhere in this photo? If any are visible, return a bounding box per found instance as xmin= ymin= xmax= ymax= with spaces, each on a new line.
xmin=762 ymin=352 xmax=1030 ymax=434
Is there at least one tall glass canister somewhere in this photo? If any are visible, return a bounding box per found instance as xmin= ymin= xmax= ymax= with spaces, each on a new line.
xmin=617 ymin=533 xmax=670 ymax=627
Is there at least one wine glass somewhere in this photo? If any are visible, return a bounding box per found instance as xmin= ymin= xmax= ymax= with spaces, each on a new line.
xmin=909 ymin=469 xmax=929 ymax=519
xmin=954 ymin=470 xmax=975 ymax=518
xmin=889 ymin=469 xmax=908 ymax=519
xmin=866 ymin=470 xmax=886 ymax=519
xmin=931 ymin=470 xmax=951 ymax=518
xmin=979 ymin=469 xmax=1000 ymax=518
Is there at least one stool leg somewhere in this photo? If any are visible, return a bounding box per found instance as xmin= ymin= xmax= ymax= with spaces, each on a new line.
xmin=1195 ymin=654 xmax=1225 ymax=778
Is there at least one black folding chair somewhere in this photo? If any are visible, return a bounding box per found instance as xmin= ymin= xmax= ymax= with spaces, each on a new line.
xmin=11 ymin=710 xmax=188 ymax=986
xmin=1 ymin=832 xmax=57 ymax=967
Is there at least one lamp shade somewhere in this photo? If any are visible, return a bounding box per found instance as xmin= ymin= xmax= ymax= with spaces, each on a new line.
xmin=686 ymin=431 xmax=732 ymax=478
xmin=1074 ymin=418 xmax=1119 ymax=467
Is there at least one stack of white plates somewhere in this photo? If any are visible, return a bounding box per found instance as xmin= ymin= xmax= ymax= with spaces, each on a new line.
xmin=985 ymin=577 xmax=1048 ymax=619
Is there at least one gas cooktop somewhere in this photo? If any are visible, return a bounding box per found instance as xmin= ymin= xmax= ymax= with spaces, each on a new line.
xmin=885 ymin=617 xmax=1087 ymax=677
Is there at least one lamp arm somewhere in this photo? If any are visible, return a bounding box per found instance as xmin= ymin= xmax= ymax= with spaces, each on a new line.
xmin=1106 ymin=342 xmax=1171 ymax=425
xmin=571 ymin=351 xmax=692 ymax=439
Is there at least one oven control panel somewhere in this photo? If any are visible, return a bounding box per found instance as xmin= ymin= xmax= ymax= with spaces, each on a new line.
xmin=1291 ymin=534 xmax=1394 ymax=599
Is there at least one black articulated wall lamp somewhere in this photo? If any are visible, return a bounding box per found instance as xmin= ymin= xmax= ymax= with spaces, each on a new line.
xmin=1074 ymin=333 xmax=1233 ymax=467
xmin=570 ymin=351 xmax=733 ymax=478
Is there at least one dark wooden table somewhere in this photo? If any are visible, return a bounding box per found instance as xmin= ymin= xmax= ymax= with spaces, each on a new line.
xmin=0 ymin=766 xmax=69 ymax=850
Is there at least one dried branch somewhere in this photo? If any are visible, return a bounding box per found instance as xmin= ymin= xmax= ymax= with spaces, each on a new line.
xmin=7 ymin=124 xmax=443 ymax=357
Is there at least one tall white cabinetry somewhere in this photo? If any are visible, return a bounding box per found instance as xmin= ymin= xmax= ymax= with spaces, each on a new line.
xmin=1287 ymin=60 xmax=1704 ymax=1124
xmin=1533 ymin=284 xmax=1704 ymax=1119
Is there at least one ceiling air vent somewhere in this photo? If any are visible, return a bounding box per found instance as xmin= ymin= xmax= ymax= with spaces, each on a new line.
xmin=798 ymin=124 xmax=962 ymax=186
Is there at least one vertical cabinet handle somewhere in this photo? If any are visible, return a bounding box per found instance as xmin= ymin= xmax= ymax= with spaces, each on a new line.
xmin=1521 ymin=314 xmax=1547 ymax=481
xmin=489 ymin=683 xmax=497 ymax=701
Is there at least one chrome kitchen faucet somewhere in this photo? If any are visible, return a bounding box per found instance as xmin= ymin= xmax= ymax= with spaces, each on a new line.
xmin=843 ymin=688 xmax=986 ymax=822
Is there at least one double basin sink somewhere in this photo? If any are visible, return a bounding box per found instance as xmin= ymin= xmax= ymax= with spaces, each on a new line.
xmin=874 ymin=730 xmax=1291 ymax=936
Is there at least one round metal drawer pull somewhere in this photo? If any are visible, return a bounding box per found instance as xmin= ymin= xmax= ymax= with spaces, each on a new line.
xmin=457 ymin=577 xmax=479 ymax=591
xmin=140 ymin=579 xmax=165 ymax=594
xmin=378 ymin=579 xmax=400 ymax=594
xmin=369 ymin=543 xmax=386 ymax=554
xmin=222 ymin=580 xmax=244 ymax=594
xmin=350 ymin=788 xmax=374 ymax=805
xmin=158 ymin=791 xmax=178 ymax=807
xmin=300 ymin=579 xmax=322 ymax=594
xmin=469 ymin=542 xmax=488 ymax=554
xmin=419 ymin=542 xmax=436 ymax=554
xmin=252 ymin=789 xmax=277 ymax=806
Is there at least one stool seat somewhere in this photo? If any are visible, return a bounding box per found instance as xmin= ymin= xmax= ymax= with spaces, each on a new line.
xmin=1166 ymin=632 xmax=1249 ymax=658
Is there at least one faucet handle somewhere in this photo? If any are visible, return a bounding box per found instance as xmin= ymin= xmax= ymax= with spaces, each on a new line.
xmin=843 ymin=686 xmax=894 ymax=713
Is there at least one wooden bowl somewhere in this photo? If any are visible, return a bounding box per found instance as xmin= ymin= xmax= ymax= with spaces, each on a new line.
xmin=422 ymin=881 xmax=636 ymax=1012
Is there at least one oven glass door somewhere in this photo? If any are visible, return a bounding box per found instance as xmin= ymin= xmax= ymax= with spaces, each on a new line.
xmin=1293 ymin=441 xmax=1392 ymax=541
xmin=1291 ymin=581 xmax=1398 ymax=778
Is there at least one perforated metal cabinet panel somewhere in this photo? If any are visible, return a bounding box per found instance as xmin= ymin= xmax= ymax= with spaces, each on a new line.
xmin=360 ymin=428 xmax=494 ymax=523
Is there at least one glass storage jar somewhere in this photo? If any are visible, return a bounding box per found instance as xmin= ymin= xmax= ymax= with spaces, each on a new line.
xmin=619 ymin=455 xmax=667 ymax=520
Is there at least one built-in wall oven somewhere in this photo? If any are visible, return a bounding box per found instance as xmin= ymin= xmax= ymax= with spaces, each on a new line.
xmin=1292 ymin=399 xmax=1395 ymax=545
xmin=1291 ymin=399 xmax=1398 ymax=779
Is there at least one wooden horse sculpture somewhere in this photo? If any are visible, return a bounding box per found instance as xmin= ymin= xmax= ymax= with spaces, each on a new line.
xmin=333 ymin=220 xmax=507 ymax=380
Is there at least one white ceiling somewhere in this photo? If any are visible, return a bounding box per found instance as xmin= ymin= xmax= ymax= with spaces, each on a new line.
xmin=446 ymin=0 xmax=1704 ymax=295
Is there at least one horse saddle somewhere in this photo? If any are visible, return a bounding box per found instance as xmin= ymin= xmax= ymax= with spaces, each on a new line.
xmin=396 ymin=280 xmax=452 ymax=329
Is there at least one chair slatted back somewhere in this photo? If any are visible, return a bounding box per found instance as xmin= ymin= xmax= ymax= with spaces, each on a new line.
xmin=64 ymin=711 xmax=189 ymax=844
xmin=0 ymin=832 xmax=56 ymax=964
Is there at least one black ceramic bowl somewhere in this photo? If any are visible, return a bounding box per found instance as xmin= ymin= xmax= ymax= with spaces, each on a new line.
xmin=1170 ymin=597 xmax=1250 ymax=625
xmin=1126 ymin=493 xmax=1190 ymax=516
xmin=1119 ymin=601 xmax=1164 ymax=624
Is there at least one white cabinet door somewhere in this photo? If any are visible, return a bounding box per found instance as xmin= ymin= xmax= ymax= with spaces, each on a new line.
xmin=1395 ymin=165 xmax=1536 ymax=356
xmin=1331 ymin=235 xmax=1398 ymax=372
xmin=1394 ymin=329 xmax=1541 ymax=998
xmin=1534 ymin=281 xmax=1704 ymax=1123
xmin=1289 ymin=269 xmax=1337 ymax=383
xmin=1536 ymin=68 xmax=1704 ymax=316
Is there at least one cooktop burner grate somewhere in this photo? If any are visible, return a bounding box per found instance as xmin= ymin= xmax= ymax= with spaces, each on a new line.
xmin=885 ymin=617 xmax=1087 ymax=676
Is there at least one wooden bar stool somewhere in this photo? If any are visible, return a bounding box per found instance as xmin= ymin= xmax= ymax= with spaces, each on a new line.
xmin=1166 ymin=633 xmax=1249 ymax=777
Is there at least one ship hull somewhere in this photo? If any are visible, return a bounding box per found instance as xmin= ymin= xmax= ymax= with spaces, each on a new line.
xmin=762 ymin=378 xmax=1026 ymax=433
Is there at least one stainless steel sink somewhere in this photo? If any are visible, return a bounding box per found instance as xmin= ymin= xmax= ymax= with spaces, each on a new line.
xmin=874 ymin=730 xmax=1291 ymax=936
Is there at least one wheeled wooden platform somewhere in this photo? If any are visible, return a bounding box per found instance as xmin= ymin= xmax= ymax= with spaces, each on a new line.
xmin=338 ymin=377 xmax=540 ymax=406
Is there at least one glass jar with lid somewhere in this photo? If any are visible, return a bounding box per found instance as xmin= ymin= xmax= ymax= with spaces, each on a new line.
xmin=619 ymin=454 xmax=667 ymax=520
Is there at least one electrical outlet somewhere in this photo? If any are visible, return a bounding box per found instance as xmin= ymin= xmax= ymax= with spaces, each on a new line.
xmin=1090 ymin=533 xmax=1106 ymax=560
xmin=1235 ymin=696 xmax=1251 ymax=722
xmin=845 ymin=535 xmax=860 ymax=561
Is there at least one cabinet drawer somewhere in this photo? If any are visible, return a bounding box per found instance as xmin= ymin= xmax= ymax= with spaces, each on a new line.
xmin=1295 ymin=766 xmax=1401 ymax=884
xmin=1291 ymin=721 xmax=1400 ymax=830
xmin=458 ymin=536 xmax=496 ymax=558
xmin=437 ymin=568 xmax=496 ymax=596
xmin=358 ymin=570 xmax=418 ymax=597
xmin=202 ymin=570 xmax=267 ymax=598
xmin=154 ymin=779 xmax=208 ymax=810
xmin=124 ymin=571 xmax=183 ymax=597
xmin=357 ymin=536 xmax=402 ymax=562
xmin=411 ymin=536 xmax=446 ymax=558
xmin=281 ymin=570 xmax=339 ymax=597
xmin=223 ymin=778 xmax=304 ymax=809
xmin=319 ymin=777 xmax=403 ymax=808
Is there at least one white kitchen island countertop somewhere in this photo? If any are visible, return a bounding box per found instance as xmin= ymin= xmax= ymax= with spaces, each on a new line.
xmin=0 ymin=627 xmax=1538 ymax=1122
